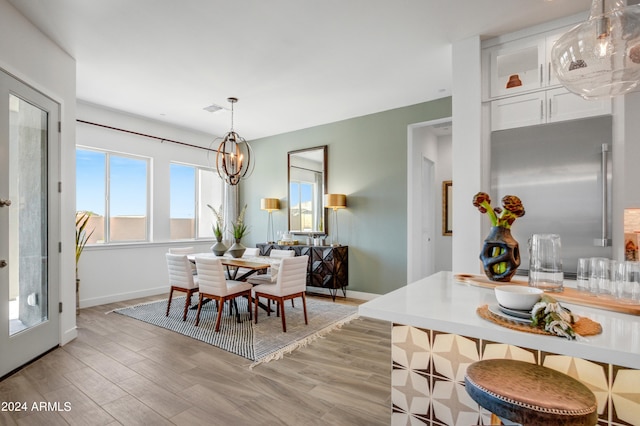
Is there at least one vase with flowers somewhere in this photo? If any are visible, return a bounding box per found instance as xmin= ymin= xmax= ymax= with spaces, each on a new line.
xmin=473 ymin=192 xmax=525 ymax=282
xmin=228 ymin=204 xmax=249 ymax=258
xmin=207 ymin=204 xmax=227 ymax=256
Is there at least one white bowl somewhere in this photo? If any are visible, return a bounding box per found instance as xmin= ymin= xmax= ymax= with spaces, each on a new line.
xmin=494 ymin=285 xmax=543 ymax=310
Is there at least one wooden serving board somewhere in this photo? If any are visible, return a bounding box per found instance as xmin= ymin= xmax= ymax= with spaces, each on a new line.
xmin=455 ymin=273 xmax=640 ymax=316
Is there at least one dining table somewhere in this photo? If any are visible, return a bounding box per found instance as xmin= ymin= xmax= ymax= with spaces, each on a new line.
xmin=187 ymin=253 xmax=281 ymax=314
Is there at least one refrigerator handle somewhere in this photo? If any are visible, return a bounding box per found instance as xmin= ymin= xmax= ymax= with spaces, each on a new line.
xmin=595 ymin=143 xmax=611 ymax=247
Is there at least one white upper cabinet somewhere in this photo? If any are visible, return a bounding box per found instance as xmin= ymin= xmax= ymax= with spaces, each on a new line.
xmin=488 ymin=37 xmax=545 ymax=98
xmin=485 ymin=24 xmax=611 ymax=131
xmin=492 ymin=87 xmax=612 ymax=131
xmin=485 ymin=27 xmax=570 ymax=99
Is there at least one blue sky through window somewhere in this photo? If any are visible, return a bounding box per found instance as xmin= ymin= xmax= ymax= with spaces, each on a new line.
xmin=170 ymin=163 xmax=195 ymax=219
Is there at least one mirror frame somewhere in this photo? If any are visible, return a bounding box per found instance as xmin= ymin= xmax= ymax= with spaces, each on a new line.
xmin=287 ymin=145 xmax=328 ymax=236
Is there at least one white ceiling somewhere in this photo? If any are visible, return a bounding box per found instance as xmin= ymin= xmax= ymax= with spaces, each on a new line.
xmin=9 ymin=0 xmax=592 ymax=140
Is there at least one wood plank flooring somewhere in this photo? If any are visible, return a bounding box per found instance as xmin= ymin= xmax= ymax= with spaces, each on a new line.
xmin=0 ymin=294 xmax=391 ymax=425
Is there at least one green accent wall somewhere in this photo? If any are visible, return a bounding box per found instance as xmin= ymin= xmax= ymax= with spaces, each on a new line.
xmin=242 ymin=97 xmax=452 ymax=295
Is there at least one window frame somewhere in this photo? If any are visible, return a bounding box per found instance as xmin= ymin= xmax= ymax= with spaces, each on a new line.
xmin=76 ymin=146 xmax=151 ymax=244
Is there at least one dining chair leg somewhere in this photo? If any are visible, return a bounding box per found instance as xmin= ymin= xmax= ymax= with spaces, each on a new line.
xmin=166 ymin=287 xmax=174 ymax=316
xmin=247 ymin=292 xmax=252 ymax=321
xmin=254 ymin=295 xmax=259 ymax=324
xmin=214 ymin=296 xmax=225 ymax=332
xmin=301 ymin=293 xmax=308 ymax=325
xmin=182 ymin=290 xmax=191 ymax=321
xmin=194 ymin=294 xmax=204 ymax=326
xmin=267 ymin=299 xmax=271 ymax=316
xmin=280 ymin=296 xmax=287 ymax=332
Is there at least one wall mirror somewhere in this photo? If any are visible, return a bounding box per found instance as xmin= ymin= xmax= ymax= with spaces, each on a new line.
xmin=288 ymin=145 xmax=327 ymax=234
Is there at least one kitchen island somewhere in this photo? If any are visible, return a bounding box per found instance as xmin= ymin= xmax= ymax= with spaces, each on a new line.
xmin=359 ymin=271 xmax=640 ymax=426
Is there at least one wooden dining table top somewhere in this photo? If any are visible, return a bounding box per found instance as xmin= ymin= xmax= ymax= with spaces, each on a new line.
xmin=187 ymin=253 xmax=273 ymax=270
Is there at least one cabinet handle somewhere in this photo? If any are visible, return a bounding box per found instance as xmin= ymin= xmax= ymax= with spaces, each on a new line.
xmin=595 ymin=144 xmax=611 ymax=247
xmin=540 ymin=64 xmax=543 ymax=85
xmin=548 ymin=62 xmax=551 ymax=84
xmin=548 ymin=98 xmax=552 ymax=118
xmin=540 ymin=100 xmax=544 ymax=120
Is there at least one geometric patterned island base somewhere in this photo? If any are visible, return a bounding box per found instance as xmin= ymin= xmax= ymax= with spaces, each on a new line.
xmin=391 ymin=324 xmax=640 ymax=426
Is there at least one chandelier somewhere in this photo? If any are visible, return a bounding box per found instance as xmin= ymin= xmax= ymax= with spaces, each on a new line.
xmin=213 ymin=97 xmax=254 ymax=185
xmin=551 ymin=0 xmax=640 ymax=99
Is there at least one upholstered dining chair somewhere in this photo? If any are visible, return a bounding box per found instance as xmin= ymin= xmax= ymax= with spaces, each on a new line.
xmin=194 ymin=256 xmax=253 ymax=332
xmin=247 ymin=248 xmax=295 ymax=285
xmin=253 ymin=255 xmax=308 ymax=332
xmin=165 ymin=253 xmax=199 ymax=321
xmin=269 ymin=249 xmax=295 ymax=258
xmin=168 ymin=246 xmax=198 ymax=274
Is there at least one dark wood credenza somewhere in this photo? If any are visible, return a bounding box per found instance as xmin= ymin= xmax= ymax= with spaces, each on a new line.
xmin=256 ymin=243 xmax=348 ymax=300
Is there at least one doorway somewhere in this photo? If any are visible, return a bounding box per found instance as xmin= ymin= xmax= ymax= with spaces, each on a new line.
xmin=0 ymin=69 xmax=60 ymax=378
xmin=407 ymin=118 xmax=452 ymax=283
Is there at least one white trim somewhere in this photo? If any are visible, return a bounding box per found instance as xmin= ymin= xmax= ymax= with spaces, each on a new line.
xmin=407 ymin=117 xmax=452 ymax=284
xmin=79 ymin=286 xmax=167 ymax=308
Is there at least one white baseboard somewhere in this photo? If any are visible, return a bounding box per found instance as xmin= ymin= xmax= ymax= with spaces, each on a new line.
xmin=306 ymin=286 xmax=380 ymax=301
xmin=60 ymin=326 xmax=77 ymax=346
xmin=80 ymin=286 xmax=167 ymax=308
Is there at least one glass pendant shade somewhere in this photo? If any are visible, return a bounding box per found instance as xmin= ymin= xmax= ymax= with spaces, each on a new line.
xmin=551 ymin=0 xmax=640 ymax=99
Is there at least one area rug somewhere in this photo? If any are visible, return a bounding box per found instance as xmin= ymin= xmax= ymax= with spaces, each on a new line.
xmin=111 ymin=296 xmax=358 ymax=368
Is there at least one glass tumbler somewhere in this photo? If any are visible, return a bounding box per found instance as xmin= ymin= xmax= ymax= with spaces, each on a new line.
xmin=589 ymin=257 xmax=610 ymax=296
xmin=576 ymin=257 xmax=590 ymax=292
xmin=618 ymin=261 xmax=640 ymax=304
xmin=528 ymin=234 xmax=563 ymax=292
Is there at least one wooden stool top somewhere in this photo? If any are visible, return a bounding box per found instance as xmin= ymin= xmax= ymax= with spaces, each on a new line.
xmin=465 ymin=359 xmax=597 ymax=426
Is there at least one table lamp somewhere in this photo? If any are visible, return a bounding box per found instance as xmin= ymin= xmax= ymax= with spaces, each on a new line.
xmin=324 ymin=194 xmax=347 ymax=246
xmin=260 ymin=198 xmax=280 ymax=243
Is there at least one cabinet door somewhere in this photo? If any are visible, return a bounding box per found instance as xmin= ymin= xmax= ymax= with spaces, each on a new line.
xmin=491 ymin=92 xmax=546 ymax=131
xmin=489 ymin=37 xmax=545 ymax=98
xmin=547 ymin=87 xmax=612 ymax=123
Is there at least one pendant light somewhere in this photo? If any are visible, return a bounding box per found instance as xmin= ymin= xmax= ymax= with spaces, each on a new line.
xmin=213 ymin=97 xmax=254 ymax=185
xmin=551 ymin=0 xmax=640 ymax=99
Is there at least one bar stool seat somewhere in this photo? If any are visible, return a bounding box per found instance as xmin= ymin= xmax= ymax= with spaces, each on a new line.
xmin=464 ymin=359 xmax=597 ymax=426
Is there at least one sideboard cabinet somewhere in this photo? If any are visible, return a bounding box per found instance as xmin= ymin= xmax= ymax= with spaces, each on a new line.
xmin=256 ymin=244 xmax=348 ymax=300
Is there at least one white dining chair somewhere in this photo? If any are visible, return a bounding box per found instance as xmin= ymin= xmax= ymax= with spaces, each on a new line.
xmin=165 ymin=253 xmax=199 ymax=321
xmin=269 ymin=249 xmax=295 ymax=258
xmin=168 ymin=246 xmax=197 ymax=274
xmin=194 ymin=256 xmax=253 ymax=332
xmin=253 ymin=255 xmax=308 ymax=332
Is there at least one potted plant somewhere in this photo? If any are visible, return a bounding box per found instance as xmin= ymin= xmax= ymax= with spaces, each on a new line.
xmin=75 ymin=211 xmax=94 ymax=314
xmin=207 ymin=204 xmax=227 ymax=256
xmin=228 ymin=204 xmax=249 ymax=258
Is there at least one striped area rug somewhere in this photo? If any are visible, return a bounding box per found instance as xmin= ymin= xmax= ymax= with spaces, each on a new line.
xmin=112 ymin=295 xmax=358 ymax=368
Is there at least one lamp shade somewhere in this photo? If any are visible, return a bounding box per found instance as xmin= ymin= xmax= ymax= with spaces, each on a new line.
xmin=551 ymin=0 xmax=640 ymax=99
xmin=260 ymin=198 xmax=280 ymax=211
xmin=325 ymin=194 xmax=347 ymax=209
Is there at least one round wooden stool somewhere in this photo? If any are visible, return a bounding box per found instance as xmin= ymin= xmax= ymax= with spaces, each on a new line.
xmin=464 ymin=359 xmax=597 ymax=426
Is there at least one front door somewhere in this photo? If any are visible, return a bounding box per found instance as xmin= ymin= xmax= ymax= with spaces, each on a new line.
xmin=0 ymin=69 xmax=60 ymax=378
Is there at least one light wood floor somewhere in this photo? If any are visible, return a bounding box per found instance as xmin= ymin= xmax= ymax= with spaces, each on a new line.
xmin=0 ymin=294 xmax=391 ymax=425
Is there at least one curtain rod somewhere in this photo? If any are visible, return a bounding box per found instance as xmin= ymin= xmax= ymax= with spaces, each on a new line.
xmin=76 ymin=119 xmax=216 ymax=152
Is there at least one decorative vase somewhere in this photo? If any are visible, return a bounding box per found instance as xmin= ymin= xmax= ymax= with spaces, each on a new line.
xmin=227 ymin=239 xmax=246 ymax=258
xmin=479 ymin=226 xmax=521 ymax=282
xmin=211 ymin=236 xmax=227 ymax=256
xmin=76 ymin=277 xmax=80 ymax=316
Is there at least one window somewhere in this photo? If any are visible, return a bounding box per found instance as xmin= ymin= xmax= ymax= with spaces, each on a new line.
xmin=170 ymin=163 xmax=222 ymax=240
xmin=76 ymin=148 xmax=149 ymax=243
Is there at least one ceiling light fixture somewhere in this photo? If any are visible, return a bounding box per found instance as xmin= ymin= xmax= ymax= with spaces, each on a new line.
xmin=551 ymin=0 xmax=640 ymax=99
xmin=212 ymin=97 xmax=254 ymax=186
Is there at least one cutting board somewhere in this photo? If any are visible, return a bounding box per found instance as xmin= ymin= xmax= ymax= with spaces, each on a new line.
xmin=455 ymin=273 xmax=640 ymax=316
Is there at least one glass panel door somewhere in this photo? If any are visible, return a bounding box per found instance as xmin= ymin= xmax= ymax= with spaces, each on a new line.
xmin=0 ymin=69 xmax=60 ymax=378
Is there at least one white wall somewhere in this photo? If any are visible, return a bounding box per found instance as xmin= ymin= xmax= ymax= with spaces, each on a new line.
xmin=451 ymin=35 xmax=484 ymax=275
xmin=0 ymin=0 xmax=77 ymax=344
xmin=76 ymin=102 xmax=218 ymax=307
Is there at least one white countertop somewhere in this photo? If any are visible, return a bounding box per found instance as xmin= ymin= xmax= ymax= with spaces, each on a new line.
xmin=359 ymin=271 xmax=640 ymax=369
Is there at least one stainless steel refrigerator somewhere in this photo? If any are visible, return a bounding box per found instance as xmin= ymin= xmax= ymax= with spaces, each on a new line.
xmin=490 ymin=115 xmax=613 ymax=278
